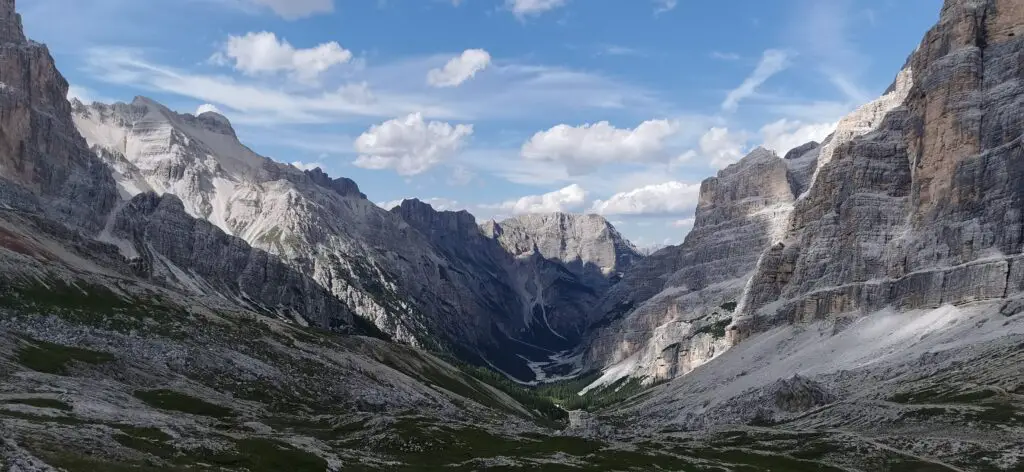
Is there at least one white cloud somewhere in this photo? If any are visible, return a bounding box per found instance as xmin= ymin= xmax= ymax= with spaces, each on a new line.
xmin=521 ymin=119 xmax=680 ymax=175
xmin=590 ymin=181 xmax=700 ymax=216
xmin=699 ymin=127 xmax=748 ymax=169
xmin=290 ymin=161 xmax=323 ymax=171
xmin=710 ymin=51 xmax=740 ymax=61
xmin=196 ymin=103 xmax=222 ymax=116
xmin=506 ymin=0 xmax=567 ymax=18
xmin=492 ymin=184 xmax=587 ymax=215
xmin=671 ymin=217 xmax=696 ymax=228
xmin=759 ymin=119 xmax=836 ymax=157
xmin=216 ymin=32 xmax=352 ymax=83
xmin=722 ymin=49 xmax=793 ymax=112
xmin=248 ymin=0 xmax=334 ymax=19
xmin=654 ymin=0 xmax=677 ymax=14
xmin=85 ymin=48 xmax=656 ymax=126
xmin=85 ymin=48 xmax=453 ymax=125
xmin=67 ymin=85 xmax=98 ymax=104
xmin=427 ymin=49 xmax=492 ymax=87
xmin=353 ymin=113 xmax=473 ymax=176
xmin=449 ymin=165 xmax=475 ymax=185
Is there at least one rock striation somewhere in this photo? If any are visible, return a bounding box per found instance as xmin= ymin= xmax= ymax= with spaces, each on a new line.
xmin=66 ymin=87 xmax=640 ymax=379
xmin=734 ymin=0 xmax=1024 ymax=338
xmin=579 ymin=147 xmax=804 ymax=386
xmin=0 ymin=0 xmax=118 ymax=233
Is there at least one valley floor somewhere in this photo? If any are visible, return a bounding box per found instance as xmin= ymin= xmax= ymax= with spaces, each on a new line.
xmin=2 ymin=286 xmax=1022 ymax=471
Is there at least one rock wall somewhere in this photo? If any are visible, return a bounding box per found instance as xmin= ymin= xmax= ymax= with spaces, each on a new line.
xmin=0 ymin=1 xmax=118 ymax=233
xmin=579 ymin=147 xmax=804 ymax=385
xmin=734 ymin=0 xmax=1024 ymax=338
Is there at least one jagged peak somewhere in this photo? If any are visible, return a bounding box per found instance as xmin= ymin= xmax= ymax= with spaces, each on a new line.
xmin=0 ymin=0 xmax=25 ymax=45
xmin=303 ymin=167 xmax=366 ymax=199
xmin=783 ymin=141 xmax=820 ymax=160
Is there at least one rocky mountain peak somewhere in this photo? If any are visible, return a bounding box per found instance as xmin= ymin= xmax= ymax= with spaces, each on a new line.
xmin=783 ymin=141 xmax=819 ymax=160
xmin=392 ymin=198 xmax=479 ymax=235
xmin=0 ymin=0 xmax=24 ymax=44
xmin=491 ymin=212 xmax=640 ymax=279
xmin=303 ymin=167 xmax=366 ymax=199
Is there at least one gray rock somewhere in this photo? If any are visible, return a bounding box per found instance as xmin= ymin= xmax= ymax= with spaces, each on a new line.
xmin=734 ymin=0 xmax=1024 ymax=339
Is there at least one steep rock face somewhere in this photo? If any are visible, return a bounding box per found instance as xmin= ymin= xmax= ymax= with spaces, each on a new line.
xmin=109 ymin=192 xmax=359 ymax=329
xmin=580 ymin=147 xmax=802 ymax=385
xmin=0 ymin=0 xmax=117 ymax=233
xmin=734 ymin=0 xmax=1024 ymax=337
xmin=487 ymin=213 xmax=640 ymax=286
xmin=0 ymin=0 xmax=371 ymax=337
xmin=485 ymin=213 xmax=642 ymax=340
xmin=70 ymin=96 xmax=639 ymax=379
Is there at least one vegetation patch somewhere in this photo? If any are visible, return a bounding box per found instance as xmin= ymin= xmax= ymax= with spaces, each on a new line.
xmin=133 ymin=389 xmax=235 ymax=419
xmin=116 ymin=425 xmax=172 ymax=442
xmin=694 ymin=317 xmax=733 ymax=339
xmin=189 ymin=438 xmax=328 ymax=472
xmin=113 ymin=433 xmax=178 ymax=459
xmin=2 ymin=398 xmax=73 ymax=411
xmin=15 ymin=339 xmax=115 ymax=375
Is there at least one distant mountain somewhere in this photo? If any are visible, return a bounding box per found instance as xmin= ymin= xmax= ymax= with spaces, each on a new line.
xmin=64 ymin=94 xmax=641 ymax=380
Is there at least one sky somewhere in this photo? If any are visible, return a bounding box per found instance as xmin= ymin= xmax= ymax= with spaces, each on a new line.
xmin=21 ymin=0 xmax=942 ymax=250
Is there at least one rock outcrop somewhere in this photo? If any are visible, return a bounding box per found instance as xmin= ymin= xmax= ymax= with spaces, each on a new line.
xmin=579 ymin=147 xmax=803 ymax=386
xmin=734 ymin=0 xmax=1024 ymax=338
xmin=0 ymin=0 xmax=118 ymax=233
xmin=485 ymin=213 xmax=642 ymax=340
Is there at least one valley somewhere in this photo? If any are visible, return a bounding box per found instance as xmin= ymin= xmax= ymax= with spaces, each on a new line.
xmin=2 ymin=0 xmax=1023 ymax=470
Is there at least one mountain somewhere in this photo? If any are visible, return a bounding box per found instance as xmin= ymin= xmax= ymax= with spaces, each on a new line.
xmin=578 ymin=0 xmax=1023 ymax=467
xmin=69 ymin=95 xmax=639 ymax=381
xmin=579 ymin=66 xmax=916 ymax=388
xmin=3 ymin=0 xmax=1024 ymax=469
xmin=0 ymin=1 xmax=674 ymax=469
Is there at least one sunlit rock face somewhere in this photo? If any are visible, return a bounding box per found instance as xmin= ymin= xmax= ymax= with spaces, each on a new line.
xmin=735 ymin=0 xmax=1024 ymax=337
xmin=580 ymin=147 xmax=810 ymax=386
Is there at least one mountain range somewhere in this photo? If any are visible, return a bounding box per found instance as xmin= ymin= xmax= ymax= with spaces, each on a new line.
xmin=2 ymin=0 xmax=1023 ymax=470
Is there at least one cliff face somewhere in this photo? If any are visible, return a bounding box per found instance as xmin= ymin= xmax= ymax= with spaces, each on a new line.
xmin=579 ymin=147 xmax=804 ymax=385
xmin=734 ymin=0 xmax=1024 ymax=337
xmin=486 ymin=213 xmax=642 ymax=339
xmin=0 ymin=0 xmax=118 ymax=233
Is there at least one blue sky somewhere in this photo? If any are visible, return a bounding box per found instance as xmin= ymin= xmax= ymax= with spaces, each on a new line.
xmin=22 ymin=0 xmax=941 ymax=249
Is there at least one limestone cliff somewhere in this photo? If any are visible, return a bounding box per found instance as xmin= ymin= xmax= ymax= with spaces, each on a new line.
xmin=734 ymin=0 xmax=1024 ymax=337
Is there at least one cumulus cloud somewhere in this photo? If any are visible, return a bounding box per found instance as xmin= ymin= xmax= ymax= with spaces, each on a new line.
xmin=521 ymin=119 xmax=680 ymax=175
xmin=759 ymin=119 xmax=836 ymax=156
xmin=699 ymin=127 xmax=749 ymax=169
xmin=215 ymin=32 xmax=352 ymax=83
xmin=248 ymin=0 xmax=334 ymax=19
xmin=196 ymin=103 xmax=222 ymax=116
xmin=722 ymin=49 xmax=793 ymax=112
xmin=427 ymin=49 xmax=492 ymax=87
xmin=506 ymin=0 xmax=567 ymax=18
xmin=354 ymin=113 xmax=474 ymax=176
xmin=493 ymin=184 xmax=587 ymax=215
xmin=590 ymin=181 xmax=701 ymax=216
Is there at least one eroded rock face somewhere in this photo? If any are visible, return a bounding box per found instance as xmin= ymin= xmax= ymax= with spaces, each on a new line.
xmin=0 ymin=0 xmax=118 ymax=233
xmin=68 ymin=93 xmax=640 ymax=379
xmin=109 ymin=192 xmax=359 ymax=329
xmin=579 ymin=148 xmax=804 ymax=385
xmin=734 ymin=0 xmax=1024 ymax=337
xmin=486 ymin=213 xmax=642 ymax=339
